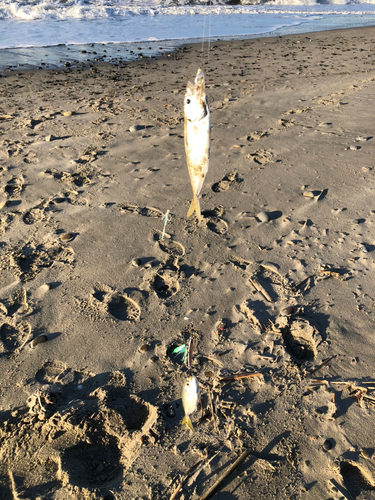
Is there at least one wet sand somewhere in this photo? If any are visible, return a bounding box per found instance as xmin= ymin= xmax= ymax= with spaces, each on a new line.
xmin=0 ymin=26 xmax=375 ymax=500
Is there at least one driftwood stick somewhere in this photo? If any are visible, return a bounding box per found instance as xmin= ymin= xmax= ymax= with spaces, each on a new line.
xmin=249 ymin=277 xmax=274 ymax=302
xmin=291 ymin=275 xmax=313 ymax=292
xmin=199 ymin=450 xmax=251 ymax=500
xmin=208 ymin=389 xmax=218 ymax=432
xmin=307 ymin=355 xmax=336 ymax=377
xmin=200 ymin=354 xmax=224 ymax=367
xmin=36 ymin=391 xmax=46 ymax=412
xmin=186 ymin=336 xmax=193 ymax=369
xmin=219 ymin=372 xmax=263 ymax=381
xmin=187 ymin=451 xmax=221 ymax=489
xmin=362 ymin=394 xmax=375 ymax=404
xmin=169 ymin=459 xmax=204 ymax=500
xmin=8 ymin=469 xmax=20 ymax=500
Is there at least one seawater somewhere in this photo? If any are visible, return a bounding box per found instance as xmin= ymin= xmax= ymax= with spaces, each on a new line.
xmin=0 ymin=1 xmax=375 ymax=70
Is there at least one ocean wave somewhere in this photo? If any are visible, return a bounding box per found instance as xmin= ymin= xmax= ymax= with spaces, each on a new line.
xmin=0 ymin=0 xmax=374 ymax=20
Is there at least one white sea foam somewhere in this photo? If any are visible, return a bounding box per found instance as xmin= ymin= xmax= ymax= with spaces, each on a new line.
xmin=0 ymin=0 xmax=375 ymax=21
xmin=0 ymin=0 xmax=374 ymax=51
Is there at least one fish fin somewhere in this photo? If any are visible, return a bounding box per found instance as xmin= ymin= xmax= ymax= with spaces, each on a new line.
xmin=181 ymin=415 xmax=194 ymax=431
xmin=187 ymin=196 xmax=202 ymax=222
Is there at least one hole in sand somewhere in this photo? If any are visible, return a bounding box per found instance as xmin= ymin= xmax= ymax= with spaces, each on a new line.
xmin=61 ymin=439 xmax=122 ymax=489
xmin=340 ymin=460 xmax=375 ymax=496
xmin=153 ymin=274 xmax=179 ymax=299
xmin=107 ymin=294 xmax=140 ymax=321
xmin=112 ymin=395 xmax=150 ymax=432
xmin=283 ymin=319 xmax=316 ymax=361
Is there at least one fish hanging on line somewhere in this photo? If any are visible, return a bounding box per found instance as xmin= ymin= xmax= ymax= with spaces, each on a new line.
xmin=184 ymin=68 xmax=210 ymax=223
xmin=181 ymin=374 xmax=199 ymax=431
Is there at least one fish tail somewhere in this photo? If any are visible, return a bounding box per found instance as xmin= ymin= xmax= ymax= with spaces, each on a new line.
xmin=187 ymin=196 xmax=202 ymax=222
xmin=181 ymin=415 xmax=194 ymax=431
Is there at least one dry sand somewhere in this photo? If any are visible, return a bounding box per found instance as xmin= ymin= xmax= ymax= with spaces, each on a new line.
xmin=0 ymin=26 xmax=375 ymax=500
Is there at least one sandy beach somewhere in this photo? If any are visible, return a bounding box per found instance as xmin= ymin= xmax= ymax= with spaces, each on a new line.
xmin=0 ymin=26 xmax=375 ymax=500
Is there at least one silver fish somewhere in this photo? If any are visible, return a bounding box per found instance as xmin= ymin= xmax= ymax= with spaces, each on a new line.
xmin=184 ymin=68 xmax=210 ymax=222
xmin=181 ymin=374 xmax=199 ymax=431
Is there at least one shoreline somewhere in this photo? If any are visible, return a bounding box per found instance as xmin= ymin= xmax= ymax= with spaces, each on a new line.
xmin=1 ymin=18 xmax=375 ymax=74
xmin=0 ymin=25 xmax=375 ymax=500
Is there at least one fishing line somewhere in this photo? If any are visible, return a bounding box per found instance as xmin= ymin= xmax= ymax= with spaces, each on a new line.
xmin=201 ymin=8 xmax=206 ymax=57
xmin=207 ymin=0 xmax=212 ymax=62
xmin=200 ymin=0 xmax=212 ymax=63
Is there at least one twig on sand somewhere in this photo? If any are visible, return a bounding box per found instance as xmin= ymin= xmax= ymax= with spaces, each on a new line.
xmin=306 ymin=379 xmax=329 ymax=390
xmin=291 ymin=275 xmax=313 ymax=292
xmin=208 ymin=389 xmax=218 ymax=432
xmin=307 ymin=355 xmax=337 ymax=377
xmin=199 ymin=449 xmax=251 ymax=500
xmin=169 ymin=451 xmax=221 ymax=500
xmin=169 ymin=459 xmax=204 ymax=500
xmin=186 ymin=336 xmax=193 ymax=370
xmin=362 ymin=394 xmax=375 ymax=405
xmin=219 ymin=372 xmax=263 ymax=381
xmin=36 ymin=391 xmax=46 ymax=412
xmin=8 ymin=469 xmax=20 ymax=500
xmin=249 ymin=277 xmax=274 ymax=302
xmin=200 ymin=354 xmax=224 ymax=367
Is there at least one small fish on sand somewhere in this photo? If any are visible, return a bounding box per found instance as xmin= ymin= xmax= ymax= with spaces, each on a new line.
xmin=184 ymin=68 xmax=210 ymax=222
xmin=181 ymin=374 xmax=199 ymax=431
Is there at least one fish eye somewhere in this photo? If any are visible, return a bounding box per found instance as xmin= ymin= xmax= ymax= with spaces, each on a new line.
xmin=186 ymin=99 xmax=191 ymax=104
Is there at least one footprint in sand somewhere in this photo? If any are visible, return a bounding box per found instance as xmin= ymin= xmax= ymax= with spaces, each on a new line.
xmin=35 ymin=360 xmax=67 ymax=384
xmin=0 ymin=371 xmax=157 ymax=496
xmin=4 ymin=175 xmax=25 ymax=198
xmin=106 ymin=293 xmax=141 ymax=321
xmin=141 ymin=251 xmax=182 ymax=301
xmin=211 ymin=171 xmax=242 ymax=192
xmin=79 ymin=283 xmax=141 ymax=322
xmin=118 ymin=203 xmax=163 ymax=218
xmin=0 ymin=287 xmax=32 ymax=356
xmin=202 ymin=206 xmax=228 ymax=235
xmin=158 ymin=238 xmax=185 ymax=257
xmin=22 ymin=209 xmax=47 ymax=225
xmin=247 ymin=149 xmax=274 ymax=166
xmin=5 ymin=286 xmax=31 ymax=317
xmin=152 ymin=270 xmax=180 ymax=299
xmin=2 ymin=239 xmax=75 ymax=282
xmin=340 ymin=460 xmax=375 ymax=497
xmin=277 ymin=118 xmax=294 ymax=128
xmin=282 ymin=319 xmax=317 ymax=361
xmin=246 ymin=130 xmax=270 ymax=142
xmin=0 ymin=320 xmax=31 ymax=356
xmin=23 ymin=152 xmax=38 ymax=164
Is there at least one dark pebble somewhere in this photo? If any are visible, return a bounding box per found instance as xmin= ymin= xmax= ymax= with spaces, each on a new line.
xmin=280 ymin=305 xmax=295 ymax=316
xmin=323 ymin=439 xmax=335 ymax=451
